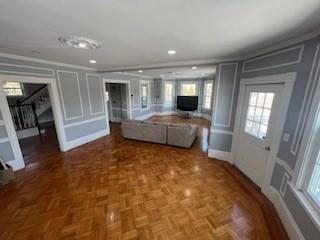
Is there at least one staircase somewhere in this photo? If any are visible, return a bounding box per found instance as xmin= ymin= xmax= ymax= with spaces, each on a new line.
xmin=9 ymin=85 xmax=52 ymax=139
xmin=18 ymin=85 xmax=51 ymax=116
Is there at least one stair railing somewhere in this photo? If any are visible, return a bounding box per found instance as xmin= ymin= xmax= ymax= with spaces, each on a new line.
xmin=9 ymin=103 xmax=41 ymax=136
xmin=18 ymin=85 xmax=49 ymax=110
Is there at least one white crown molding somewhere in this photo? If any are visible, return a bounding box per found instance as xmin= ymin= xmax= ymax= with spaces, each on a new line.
xmin=0 ymin=52 xmax=97 ymax=71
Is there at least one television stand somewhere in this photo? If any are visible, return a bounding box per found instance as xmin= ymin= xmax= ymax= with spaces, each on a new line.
xmin=177 ymin=110 xmax=194 ymax=119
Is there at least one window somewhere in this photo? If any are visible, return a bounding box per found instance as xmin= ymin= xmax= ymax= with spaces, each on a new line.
xmin=3 ymin=82 xmax=24 ymax=96
xmin=302 ymin=110 xmax=320 ymax=210
xmin=203 ymin=82 xmax=213 ymax=109
xmin=308 ymin=155 xmax=320 ymax=207
xmin=181 ymin=83 xmax=196 ymax=96
xmin=140 ymin=80 xmax=149 ymax=109
xmin=164 ymin=81 xmax=175 ymax=107
xmin=244 ymin=92 xmax=274 ymax=140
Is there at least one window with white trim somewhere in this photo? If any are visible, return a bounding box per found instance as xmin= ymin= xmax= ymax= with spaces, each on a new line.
xmin=302 ymin=111 xmax=320 ymax=209
xmin=140 ymin=80 xmax=150 ymax=110
xmin=164 ymin=81 xmax=175 ymax=107
xmin=308 ymin=156 xmax=320 ymax=207
xmin=203 ymin=81 xmax=213 ymax=109
xmin=3 ymin=82 xmax=24 ymax=96
xmin=181 ymin=83 xmax=197 ymax=96
xmin=244 ymin=92 xmax=274 ymax=140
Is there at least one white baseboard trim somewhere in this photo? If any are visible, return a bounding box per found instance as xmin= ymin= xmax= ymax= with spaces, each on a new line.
xmin=270 ymin=187 xmax=305 ymax=240
xmin=62 ymin=129 xmax=109 ymax=152
xmin=16 ymin=127 xmax=39 ymax=139
xmin=208 ymin=149 xmax=233 ymax=164
xmin=7 ymin=159 xmax=24 ymax=171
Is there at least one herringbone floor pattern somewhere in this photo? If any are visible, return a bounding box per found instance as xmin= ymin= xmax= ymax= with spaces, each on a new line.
xmin=0 ymin=117 xmax=287 ymax=239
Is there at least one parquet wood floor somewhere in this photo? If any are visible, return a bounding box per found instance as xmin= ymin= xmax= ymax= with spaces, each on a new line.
xmin=0 ymin=116 xmax=287 ymax=239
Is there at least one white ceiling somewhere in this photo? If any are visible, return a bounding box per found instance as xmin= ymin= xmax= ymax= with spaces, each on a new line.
xmin=1 ymin=0 xmax=320 ymax=70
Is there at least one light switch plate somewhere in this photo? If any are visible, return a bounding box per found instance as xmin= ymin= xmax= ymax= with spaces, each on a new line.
xmin=283 ymin=133 xmax=290 ymax=142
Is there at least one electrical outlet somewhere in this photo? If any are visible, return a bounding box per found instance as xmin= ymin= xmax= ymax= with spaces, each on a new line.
xmin=283 ymin=133 xmax=290 ymax=142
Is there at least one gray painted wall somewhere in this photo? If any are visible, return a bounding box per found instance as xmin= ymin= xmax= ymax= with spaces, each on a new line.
xmin=240 ymin=36 xmax=320 ymax=239
xmin=210 ymin=62 xmax=240 ymax=152
xmin=0 ymin=56 xmax=107 ymax=163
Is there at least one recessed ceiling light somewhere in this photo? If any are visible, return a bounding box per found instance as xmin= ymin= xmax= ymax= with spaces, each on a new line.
xmin=138 ymin=70 xmax=143 ymax=73
xmin=168 ymin=50 xmax=176 ymax=55
xmin=78 ymin=43 xmax=87 ymax=48
xmin=192 ymin=66 xmax=197 ymax=70
xmin=59 ymin=36 xmax=102 ymax=50
xmin=89 ymin=60 xmax=96 ymax=64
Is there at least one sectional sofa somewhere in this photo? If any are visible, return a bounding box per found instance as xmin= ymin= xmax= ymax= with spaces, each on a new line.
xmin=121 ymin=120 xmax=198 ymax=148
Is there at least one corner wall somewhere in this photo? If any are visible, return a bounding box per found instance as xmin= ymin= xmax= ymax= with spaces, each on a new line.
xmin=0 ymin=55 xmax=108 ymax=170
xmin=239 ymin=36 xmax=320 ymax=239
xmin=209 ymin=62 xmax=240 ymax=161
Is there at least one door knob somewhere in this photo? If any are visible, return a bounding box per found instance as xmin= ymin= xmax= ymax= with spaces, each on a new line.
xmin=265 ymin=146 xmax=271 ymax=151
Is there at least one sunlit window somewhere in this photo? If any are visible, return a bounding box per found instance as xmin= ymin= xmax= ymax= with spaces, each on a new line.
xmin=140 ymin=81 xmax=149 ymax=109
xmin=3 ymin=82 xmax=24 ymax=96
xmin=244 ymin=92 xmax=274 ymax=140
xmin=181 ymin=83 xmax=196 ymax=96
xmin=164 ymin=81 xmax=175 ymax=107
xmin=308 ymin=155 xmax=320 ymax=207
xmin=203 ymin=82 xmax=213 ymax=109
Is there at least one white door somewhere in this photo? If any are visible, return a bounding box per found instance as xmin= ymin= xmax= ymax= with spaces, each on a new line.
xmin=236 ymin=84 xmax=283 ymax=187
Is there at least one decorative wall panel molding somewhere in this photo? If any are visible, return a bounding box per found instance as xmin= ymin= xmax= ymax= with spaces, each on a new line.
xmin=86 ymin=73 xmax=104 ymax=115
xmin=242 ymin=45 xmax=304 ymax=73
xmin=57 ymin=70 xmax=84 ymax=121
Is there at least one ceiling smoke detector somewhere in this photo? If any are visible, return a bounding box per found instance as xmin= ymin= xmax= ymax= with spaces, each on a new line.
xmin=59 ymin=36 xmax=102 ymax=50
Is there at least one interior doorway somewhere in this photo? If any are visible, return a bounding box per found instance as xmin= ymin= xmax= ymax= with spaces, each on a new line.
xmin=102 ymin=79 xmax=132 ymax=133
xmin=4 ymin=82 xmax=59 ymax=165
xmin=106 ymin=83 xmax=128 ymax=123
xmin=0 ymin=75 xmax=66 ymax=171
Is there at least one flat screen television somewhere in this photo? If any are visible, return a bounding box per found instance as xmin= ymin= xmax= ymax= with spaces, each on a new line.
xmin=176 ymin=96 xmax=198 ymax=111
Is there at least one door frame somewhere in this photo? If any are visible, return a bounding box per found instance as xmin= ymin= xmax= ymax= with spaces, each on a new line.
xmin=102 ymin=79 xmax=132 ymax=123
xmin=231 ymin=72 xmax=296 ymax=199
xmin=0 ymin=74 xmax=67 ymax=171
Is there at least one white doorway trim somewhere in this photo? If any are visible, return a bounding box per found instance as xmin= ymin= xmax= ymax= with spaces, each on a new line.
xmin=102 ymin=79 xmax=132 ymax=124
xmin=0 ymin=74 xmax=67 ymax=171
xmin=231 ymin=72 xmax=296 ymax=200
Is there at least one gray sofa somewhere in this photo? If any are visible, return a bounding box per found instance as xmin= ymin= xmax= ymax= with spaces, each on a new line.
xmin=167 ymin=124 xmax=198 ymax=148
xmin=121 ymin=120 xmax=167 ymax=144
xmin=121 ymin=120 xmax=197 ymax=148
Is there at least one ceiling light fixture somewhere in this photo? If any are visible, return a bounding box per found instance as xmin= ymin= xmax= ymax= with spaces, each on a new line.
xmin=192 ymin=66 xmax=197 ymax=69
xmin=168 ymin=50 xmax=176 ymax=55
xmin=59 ymin=36 xmax=102 ymax=50
xmin=138 ymin=70 xmax=143 ymax=73
xmin=89 ymin=60 xmax=96 ymax=64
xmin=78 ymin=43 xmax=87 ymax=48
